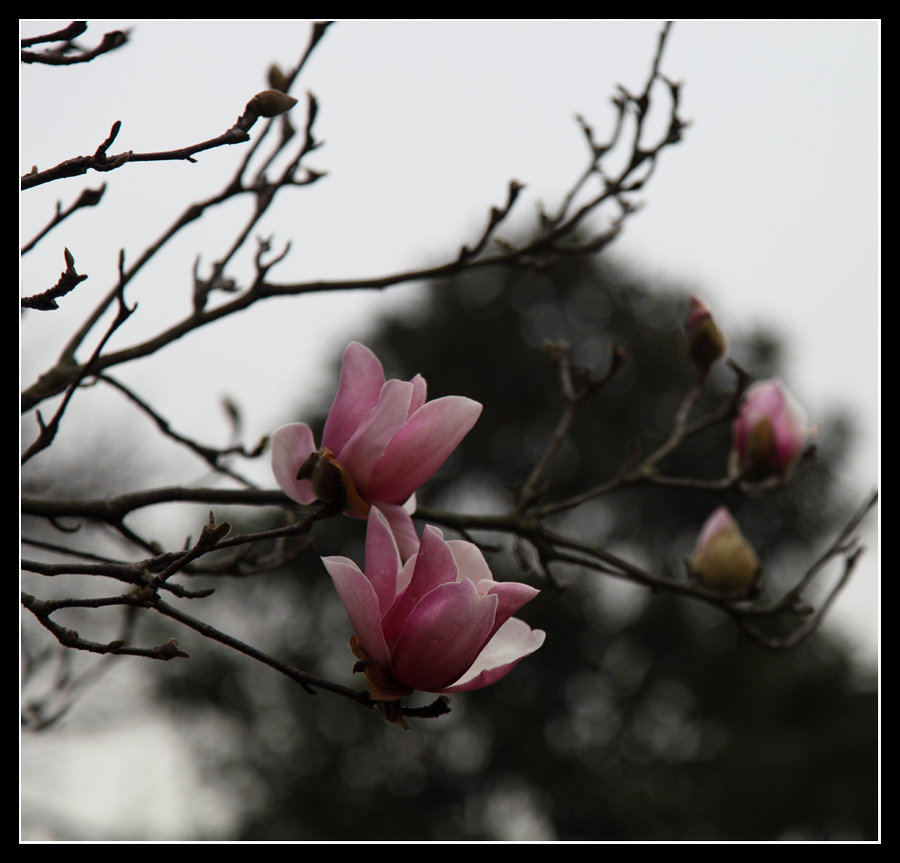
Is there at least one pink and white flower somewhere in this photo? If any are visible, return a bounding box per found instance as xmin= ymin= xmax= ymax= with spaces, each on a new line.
xmin=323 ymin=507 xmax=545 ymax=699
xmin=730 ymin=378 xmax=809 ymax=482
xmin=272 ymin=342 xmax=482 ymax=558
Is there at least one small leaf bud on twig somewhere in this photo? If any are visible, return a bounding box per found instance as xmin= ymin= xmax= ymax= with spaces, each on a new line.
xmin=247 ymin=89 xmax=299 ymax=118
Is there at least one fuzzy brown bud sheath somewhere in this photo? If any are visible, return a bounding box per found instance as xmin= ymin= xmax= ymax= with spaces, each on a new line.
xmin=296 ymin=448 xmax=370 ymax=517
xmin=247 ymin=89 xmax=299 ymax=118
xmin=685 ymin=295 xmax=726 ymax=375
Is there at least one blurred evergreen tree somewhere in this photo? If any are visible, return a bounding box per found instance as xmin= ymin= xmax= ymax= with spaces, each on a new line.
xmin=154 ymin=251 xmax=875 ymax=841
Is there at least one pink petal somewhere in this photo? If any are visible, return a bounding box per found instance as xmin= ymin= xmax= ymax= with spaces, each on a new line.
xmin=372 ymin=501 xmax=421 ymax=562
xmin=446 ymin=539 xmax=495 ymax=585
xmin=322 ymin=554 xmax=391 ymax=671
xmin=770 ymin=389 xmax=808 ymax=463
xmin=446 ymin=538 xmax=540 ymax=641
xmin=390 ymin=579 xmax=498 ymax=692
xmin=733 ymin=379 xmax=808 ymax=474
xmin=363 ymin=508 xmax=403 ymax=616
xmin=408 ymin=374 xmax=427 ymax=415
xmin=380 ymin=525 xmax=458 ymax=645
xmin=483 ymin=581 xmax=541 ymax=642
xmin=321 ymin=343 xmax=386 ymax=455
xmin=442 ymin=617 xmax=546 ymax=693
xmin=366 ymin=396 xmax=483 ymax=503
xmin=270 ymin=423 xmax=317 ymax=504
xmin=337 ymin=379 xmax=414 ymax=492
xmin=695 ymin=506 xmax=735 ymax=553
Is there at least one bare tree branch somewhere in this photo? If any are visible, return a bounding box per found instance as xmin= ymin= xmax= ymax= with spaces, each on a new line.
xmin=20 ymin=247 xmax=88 ymax=310
xmin=21 ymin=185 xmax=106 ymax=255
xmin=21 ymin=20 xmax=684 ymax=414
xmin=21 ymin=21 xmax=128 ymax=66
xmin=20 ymin=90 xmax=300 ymax=191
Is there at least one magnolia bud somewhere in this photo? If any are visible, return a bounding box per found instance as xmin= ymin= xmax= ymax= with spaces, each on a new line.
xmin=685 ymin=295 xmax=726 ymax=374
xmin=267 ymin=63 xmax=289 ymax=93
xmin=247 ymin=89 xmax=299 ymax=118
xmin=690 ymin=506 xmax=760 ymax=597
xmin=730 ymin=379 xmax=809 ymax=482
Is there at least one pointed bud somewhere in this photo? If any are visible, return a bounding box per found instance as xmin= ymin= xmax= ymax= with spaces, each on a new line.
xmin=247 ymin=89 xmax=298 ymax=118
xmin=730 ymin=379 xmax=809 ymax=482
xmin=685 ymin=295 xmax=726 ymax=374
xmin=267 ymin=63 xmax=289 ymax=93
xmin=690 ymin=507 xmax=760 ymax=597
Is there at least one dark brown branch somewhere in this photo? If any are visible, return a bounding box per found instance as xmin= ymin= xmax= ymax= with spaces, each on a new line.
xmin=92 ymin=373 xmax=266 ymax=485
xmin=21 ymin=247 xmax=88 ymax=310
xmin=515 ymin=341 xmax=625 ymax=511
xmin=22 ymin=498 xmax=448 ymax=724
xmin=226 ymin=21 xmax=332 ymax=191
xmin=19 ymin=189 xmax=628 ymax=412
xmin=21 ymin=22 xmax=128 ymax=65
xmin=535 ymin=360 xmax=751 ymax=518
xmin=21 ymin=185 xmax=106 ymax=255
xmin=21 ymin=591 xmax=187 ymax=660
xmin=21 ymin=21 xmax=88 ymax=47
xmin=540 ymin=20 xmax=684 ymax=239
xmin=22 ymin=274 xmax=134 ymax=463
xmin=23 ymin=487 xmax=291 ymax=524
xmin=192 ymin=92 xmax=323 ymax=313
xmin=416 ymin=487 xmax=878 ymax=648
xmin=24 ymin=28 xmax=330 ymax=408
xmin=21 ymin=115 xmax=250 ymax=190
xmin=20 ymin=85 xmax=308 ymax=192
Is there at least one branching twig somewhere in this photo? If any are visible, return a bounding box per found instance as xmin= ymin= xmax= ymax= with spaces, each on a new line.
xmin=417 ymin=488 xmax=878 ymax=647
xmin=21 ymin=21 xmax=128 ymax=66
xmin=21 ymin=22 xmax=685 ymax=415
xmin=22 ymin=269 xmax=134 ymax=463
xmin=19 ymin=91 xmax=289 ymax=190
xmin=20 ymin=21 xmax=88 ymax=48
xmin=515 ymin=341 xmax=626 ymax=511
xmin=21 ymin=501 xmax=448 ymax=725
xmin=21 ymin=185 xmax=105 ymax=255
xmin=534 ymin=360 xmax=752 ymax=518
xmin=20 ymin=247 xmax=89 ymax=310
xmin=91 ymin=373 xmax=266 ymax=485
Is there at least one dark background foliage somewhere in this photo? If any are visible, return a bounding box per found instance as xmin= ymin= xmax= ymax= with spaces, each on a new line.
xmin=149 ymin=252 xmax=876 ymax=841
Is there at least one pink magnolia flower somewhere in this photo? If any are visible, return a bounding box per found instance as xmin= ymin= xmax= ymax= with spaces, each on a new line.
xmin=730 ymin=378 xmax=809 ymax=482
xmin=323 ymin=507 xmax=546 ymax=699
xmin=272 ymin=342 xmax=482 ymax=558
xmin=689 ymin=506 xmax=760 ymax=596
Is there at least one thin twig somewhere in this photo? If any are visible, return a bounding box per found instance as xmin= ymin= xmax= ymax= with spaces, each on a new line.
xmin=21 ymin=185 xmax=105 ymax=255
xmin=22 ymin=275 xmax=134 ymax=463
xmin=21 ymin=22 xmax=128 ymax=65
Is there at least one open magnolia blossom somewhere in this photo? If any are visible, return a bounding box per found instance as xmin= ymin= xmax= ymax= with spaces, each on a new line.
xmin=689 ymin=506 xmax=760 ymax=597
xmin=730 ymin=378 xmax=810 ymax=482
xmin=322 ymin=507 xmax=546 ymax=700
xmin=272 ymin=342 xmax=482 ymax=559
